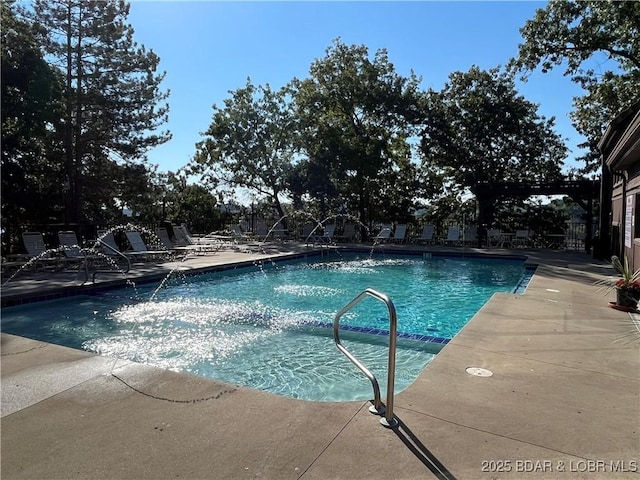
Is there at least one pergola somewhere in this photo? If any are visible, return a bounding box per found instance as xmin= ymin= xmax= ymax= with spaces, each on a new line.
xmin=472 ymin=179 xmax=600 ymax=252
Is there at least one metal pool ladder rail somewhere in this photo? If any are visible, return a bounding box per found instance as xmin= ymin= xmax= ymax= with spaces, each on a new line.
xmin=334 ymin=288 xmax=398 ymax=428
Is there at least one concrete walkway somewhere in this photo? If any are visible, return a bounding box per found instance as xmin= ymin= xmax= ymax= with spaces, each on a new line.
xmin=1 ymin=245 xmax=639 ymax=479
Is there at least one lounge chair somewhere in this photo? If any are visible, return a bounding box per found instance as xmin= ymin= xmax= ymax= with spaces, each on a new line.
xmin=319 ymin=223 xmax=336 ymax=244
xmin=443 ymin=226 xmax=460 ymax=245
xmin=58 ymin=230 xmax=106 ymax=263
xmin=21 ymin=231 xmax=64 ymax=270
xmin=96 ymin=230 xmax=147 ymax=265
xmin=461 ymin=226 xmax=477 ymax=246
xmin=58 ymin=230 xmax=119 ymax=280
xmin=304 ymin=223 xmax=335 ymax=245
xmin=125 ymin=230 xmax=173 ymax=261
xmin=155 ymin=227 xmax=175 ymax=250
xmin=301 ymin=223 xmax=319 ymax=244
xmin=183 ymin=225 xmax=232 ymax=247
xmin=254 ymin=220 xmax=270 ymax=241
xmin=414 ymin=224 xmax=435 ymax=244
xmin=374 ymin=225 xmax=393 ymax=244
xmin=173 ymin=225 xmax=222 ymax=253
xmin=335 ymin=223 xmax=356 ymax=243
xmin=57 ymin=231 xmax=83 ymax=258
xmin=513 ymin=229 xmax=530 ymax=248
xmin=391 ymin=224 xmax=407 ymax=244
xmin=487 ymin=228 xmax=502 ymax=247
xmin=155 ymin=227 xmax=194 ymax=258
xmin=229 ymin=224 xmax=252 ymax=243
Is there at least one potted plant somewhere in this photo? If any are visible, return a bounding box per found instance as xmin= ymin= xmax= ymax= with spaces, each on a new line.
xmin=601 ymin=256 xmax=640 ymax=310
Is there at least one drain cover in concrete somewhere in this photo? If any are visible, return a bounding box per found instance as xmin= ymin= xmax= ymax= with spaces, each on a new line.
xmin=465 ymin=367 xmax=493 ymax=377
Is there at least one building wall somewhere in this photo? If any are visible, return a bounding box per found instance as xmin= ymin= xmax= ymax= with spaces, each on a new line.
xmin=599 ymin=101 xmax=640 ymax=271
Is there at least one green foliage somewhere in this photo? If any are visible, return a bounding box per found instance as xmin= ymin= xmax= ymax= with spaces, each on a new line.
xmin=293 ymin=39 xmax=426 ymax=228
xmin=191 ymin=78 xmax=297 ymax=221
xmin=421 ymin=66 xmax=566 ymax=187
xmin=1 ymin=1 xmax=65 ymax=253
xmin=509 ymin=0 xmax=640 ymax=174
xmin=170 ymin=184 xmax=220 ymax=234
xmin=26 ymin=0 xmax=171 ymax=223
xmin=419 ymin=66 xmax=566 ymax=228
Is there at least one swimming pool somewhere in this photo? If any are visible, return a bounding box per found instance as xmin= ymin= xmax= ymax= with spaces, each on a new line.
xmin=1 ymin=252 xmax=531 ymax=401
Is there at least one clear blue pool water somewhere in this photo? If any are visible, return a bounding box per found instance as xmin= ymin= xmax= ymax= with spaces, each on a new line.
xmin=1 ymin=252 xmax=529 ymax=402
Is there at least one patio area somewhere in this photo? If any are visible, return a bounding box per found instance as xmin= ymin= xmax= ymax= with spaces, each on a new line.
xmin=1 ymin=244 xmax=639 ymax=479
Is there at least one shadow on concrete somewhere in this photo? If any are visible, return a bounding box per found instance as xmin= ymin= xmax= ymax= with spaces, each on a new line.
xmin=391 ymin=415 xmax=457 ymax=480
xmin=529 ymin=263 xmax=613 ymax=286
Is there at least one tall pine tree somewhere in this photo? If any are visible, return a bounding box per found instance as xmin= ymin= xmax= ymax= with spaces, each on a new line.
xmin=27 ymin=0 xmax=170 ymax=223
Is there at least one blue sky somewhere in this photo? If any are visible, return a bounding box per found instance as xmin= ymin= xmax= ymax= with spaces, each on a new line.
xmin=127 ymin=1 xmax=587 ymax=175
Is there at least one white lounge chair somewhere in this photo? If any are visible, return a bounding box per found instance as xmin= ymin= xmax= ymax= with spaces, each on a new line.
xmin=58 ymin=230 xmax=120 ymax=279
xmin=21 ymin=231 xmax=63 ymax=270
xmin=58 ymin=230 xmax=105 ymax=264
xmin=155 ymin=227 xmax=194 ymax=258
xmin=125 ymin=230 xmax=172 ymax=261
xmin=254 ymin=220 xmax=269 ymax=241
xmin=173 ymin=225 xmax=223 ymax=253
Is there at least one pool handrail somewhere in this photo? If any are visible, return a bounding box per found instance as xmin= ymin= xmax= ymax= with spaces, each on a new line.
xmin=92 ymin=238 xmax=131 ymax=282
xmin=333 ymin=288 xmax=398 ymax=428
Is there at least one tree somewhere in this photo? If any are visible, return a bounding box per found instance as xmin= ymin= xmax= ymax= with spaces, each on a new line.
xmin=293 ymin=39 xmax=425 ymax=230
xmin=1 ymin=1 xmax=64 ymax=254
xmin=190 ymin=78 xmax=298 ymax=222
xmin=419 ymin=66 xmax=567 ymax=230
xmin=509 ymin=0 xmax=640 ymax=174
xmin=26 ymin=0 xmax=170 ymax=223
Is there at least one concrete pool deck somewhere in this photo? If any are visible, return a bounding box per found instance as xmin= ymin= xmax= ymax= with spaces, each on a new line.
xmin=1 ymin=244 xmax=639 ymax=479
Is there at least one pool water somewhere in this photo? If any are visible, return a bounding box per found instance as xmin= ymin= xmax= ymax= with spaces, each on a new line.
xmin=1 ymin=253 xmax=528 ymax=401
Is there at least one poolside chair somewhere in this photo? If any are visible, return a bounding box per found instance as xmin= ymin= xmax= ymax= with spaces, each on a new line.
xmin=20 ymin=231 xmax=62 ymax=270
xmin=254 ymin=220 xmax=269 ymax=241
xmin=230 ymin=224 xmax=252 ymax=243
xmin=125 ymin=231 xmax=173 ymax=261
xmin=513 ymin=229 xmax=530 ymax=248
xmin=57 ymin=231 xmax=83 ymax=258
xmin=96 ymin=230 xmax=124 ymax=256
xmin=301 ymin=223 xmax=321 ymax=245
xmin=487 ymin=228 xmax=502 ymax=247
xmin=414 ymin=224 xmax=435 ymax=244
xmin=305 ymin=223 xmax=335 ymax=246
xmin=443 ymin=226 xmax=460 ymax=245
xmin=58 ymin=230 xmax=119 ymax=280
xmin=155 ymin=227 xmax=193 ymax=258
xmin=182 ymin=224 xmax=232 ymax=247
xmin=173 ymin=225 xmax=222 ymax=253
xmin=58 ymin=230 xmax=104 ymax=262
xmin=95 ymin=229 xmax=146 ymax=265
xmin=335 ymin=223 xmax=356 ymax=243
xmin=374 ymin=225 xmax=393 ymax=244
xmin=155 ymin=227 xmax=175 ymax=250
xmin=461 ymin=225 xmax=478 ymax=246
xmin=319 ymin=223 xmax=336 ymax=244
xmin=391 ymin=224 xmax=407 ymax=244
